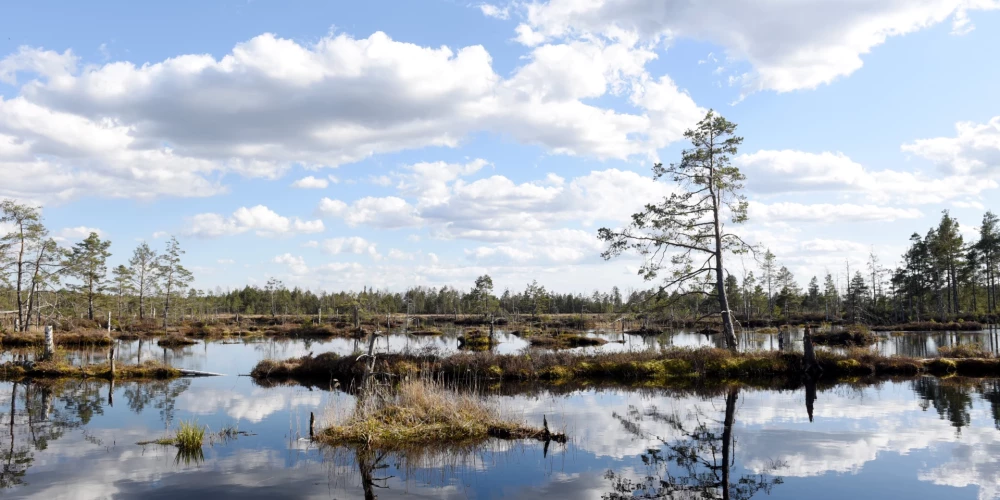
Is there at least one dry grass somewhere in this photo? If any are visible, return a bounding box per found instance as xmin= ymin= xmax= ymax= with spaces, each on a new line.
xmin=937 ymin=343 xmax=993 ymax=359
xmin=812 ymin=327 xmax=877 ymax=347
xmin=457 ymin=331 xmax=497 ymax=351
xmin=0 ymin=329 xmax=113 ymax=347
xmin=408 ymin=329 xmax=444 ymax=336
xmin=528 ymin=332 xmax=607 ymax=349
xmin=252 ymin=345 xmax=1000 ymax=386
xmin=318 ymin=377 xmax=557 ymax=449
xmin=0 ymin=359 xmax=181 ymax=381
xmin=872 ymin=321 xmax=984 ymax=332
xmin=157 ymin=336 xmax=198 ymax=348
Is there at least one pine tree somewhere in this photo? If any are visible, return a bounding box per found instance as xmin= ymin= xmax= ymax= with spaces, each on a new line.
xmin=66 ymin=232 xmax=112 ymax=321
xmin=599 ymin=111 xmax=749 ymax=350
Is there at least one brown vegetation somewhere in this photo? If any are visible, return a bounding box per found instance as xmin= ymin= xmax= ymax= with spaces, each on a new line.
xmin=811 ymin=325 xmax=877 ymax=347
xmin=317 ymin=378 xmax=561 ymax=449
xmin=0 ymin=329 xmax=114 ymax=347
xmin=251 ymin=346 xmax=1000 ymax=387
xmin=528 ymin=333 xmax=607 ymax=349
xmin=872 ymin=321 xmax=984 ymax=332
xmin=936 ymin=343 xmax=994 ymax=359
xmin=0 ymin=359 xmax=181 ymax=381
xmin=157 ymin=336 xmax=198 ymax=348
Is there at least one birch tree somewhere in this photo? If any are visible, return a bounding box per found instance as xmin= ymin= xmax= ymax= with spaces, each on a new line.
xmin=598 ymin=111 xmax=750 ymax=350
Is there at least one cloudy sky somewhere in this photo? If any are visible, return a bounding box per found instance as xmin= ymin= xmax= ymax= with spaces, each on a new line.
xmin=1 ymin=0 xmax=998 ymax=294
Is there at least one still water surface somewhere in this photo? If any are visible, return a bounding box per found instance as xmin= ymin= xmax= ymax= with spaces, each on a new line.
xmin=2 ymin=331 xmax=1000 ymax=499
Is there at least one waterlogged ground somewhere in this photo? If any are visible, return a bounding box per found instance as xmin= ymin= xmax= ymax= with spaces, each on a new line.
xmin=3 ymin=325 xmax=1000 ymax=368
xmin=3 ymin=330 xmax=1000 ymax=498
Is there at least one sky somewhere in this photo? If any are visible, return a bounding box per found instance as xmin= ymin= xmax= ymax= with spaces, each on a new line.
xmin=0 ymin=0 xmax=998 ymax=295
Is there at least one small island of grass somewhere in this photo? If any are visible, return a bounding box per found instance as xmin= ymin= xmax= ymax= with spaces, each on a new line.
xmin=316 ymin=378 xmax=564 ymax=449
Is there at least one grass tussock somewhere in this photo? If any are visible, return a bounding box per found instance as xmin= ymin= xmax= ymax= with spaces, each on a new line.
xmin=872 ymin=321 xmax=984 ymax=332
xmin=176 ymin=420 xmax=206 ymax=450
xmin=0 ymin=359 xmax=181 ymax=381
xmin=138 ymin=420 xmax=208 ymax=450
xmin=937 ymin=343 xmax=994 ymax=359
xmin=408 ymin=329 xmax=444 ymax=336
xmin=157 ymin=336 xmax=198 ymax=348
xmin=528 ymin=333 xmax=608 ymax=349
xmin=812 ymin=326 xmax=877 ymax=347
xmin=0 ymin=329 xmax=113 ymax=347
xmin=457 ymin=331 xmax=497 ymax=351
xmin=252 ymin=345 xmax=1000 ymax=387
xmin=318 ymin=378 xmax=557 ymax=449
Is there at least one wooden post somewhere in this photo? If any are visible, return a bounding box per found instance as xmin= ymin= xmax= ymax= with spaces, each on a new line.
xmin=43 ymin=325 xmax=55 ymax=360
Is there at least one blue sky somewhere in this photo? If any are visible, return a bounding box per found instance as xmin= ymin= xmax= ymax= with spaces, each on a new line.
xmin=1 ymin=0 xmax=998 ymax=294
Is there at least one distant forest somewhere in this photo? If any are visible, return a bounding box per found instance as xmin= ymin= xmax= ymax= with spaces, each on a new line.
xmin=2 ymin=198 xmax=998 ymax=331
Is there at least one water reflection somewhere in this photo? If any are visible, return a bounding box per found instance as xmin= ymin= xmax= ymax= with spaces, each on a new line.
xmin=604 ymin=388 xmax=782 ymax=500
xmin=5 ymin=370 xmax=1000 ymax=497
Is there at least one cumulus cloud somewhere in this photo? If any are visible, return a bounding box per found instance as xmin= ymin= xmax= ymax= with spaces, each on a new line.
xmin=319 ymin=162 xmax=674 ymax=263
xmin=748 ymin=201 xmax=923 ymax=224
xmin=290 ymin=176 xmax=329 ymax=189
xmin=737 ymin=149 xmax=996 ymax=204
xmin=0 ymin=30 xmax=704 ymax=202
xmin=514 ymin=0 xmax=1000 ymax=94
xmin=272 ymin=253 xmax=309 ymax=275
xmin=479 ymin=3 xmax=511 ymax=19
xmin=321 ymin=236 xmax=380 ymax=258
xmin=187 ymin=205 xmax=324 ymax=238
xmin=55 ymin=226 xmax=103 ymax=240
xmin=902 ymin=116 xmax=1000 ymax=177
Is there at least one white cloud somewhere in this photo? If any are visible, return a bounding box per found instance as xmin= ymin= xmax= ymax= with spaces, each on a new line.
xmin=301 ymin=240 xmax=319 ymax=248
xmin=217 ymin=258 xmax=235 ymax=265
xmin=151 ymin=231 xmax=168 ymax=239
xmin=318 ymin=195 xmax=422 ymax=228
xmin=273 ymin=253 xmax=309 ymax=275
xmin=187 ymin=205 xmax=325 ymax=238
xmin=322 ymin=236 xmax=380 ymax=258
xmin=387 ymin=248 xmax=415 ymax=260
xmin=799 ymin=238 xmax=869 ymax=253
xmin=902 ymin=116 xmax=1000 ymax=177
xmin=369 ymin=174 xmax=393 ymax=187
xmin=290 ymin=175 xmax=329 ymax=189
xmin=0 ymin=46 xmax=77 ymax=85
xmin=56 ymin=226 xmax=103 ymax=240
xmin=737 ymin=149 xmax=996 ymax=204
xmin=479 ymin=3 xmax=511 ymax=19
xmin=319 ymin=164 xmax=673 ymax=264
xmin=0 ymin=30 xmax=704 ymax=203
xmin=749 ymin=201 xmax=923 ymax=224
xmin=515 ymin=0 xmax=1000 ymax=94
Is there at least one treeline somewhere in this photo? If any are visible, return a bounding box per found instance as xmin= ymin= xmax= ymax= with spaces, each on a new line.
xmin=713 ymin=210 xmax=999 ymax=325
xmin=3 ymin=197 xmax=998 ymax=330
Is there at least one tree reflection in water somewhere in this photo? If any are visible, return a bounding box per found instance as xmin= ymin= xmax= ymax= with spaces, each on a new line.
xmin=0 ymin=379 xmax=190 ymax=489
xmin=603 ymin=388 xmax=783 ymax=500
